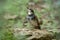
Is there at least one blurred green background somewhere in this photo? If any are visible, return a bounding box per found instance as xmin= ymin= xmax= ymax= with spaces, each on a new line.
xmin=0 ymin=0 xmax=60 ymax=40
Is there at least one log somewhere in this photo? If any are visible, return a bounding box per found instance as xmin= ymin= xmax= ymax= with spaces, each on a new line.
xmin=13 ymin=28 xmax=56 ymax=40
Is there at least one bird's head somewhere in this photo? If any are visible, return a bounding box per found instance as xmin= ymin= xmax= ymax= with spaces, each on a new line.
xmin=27 ymin=8 xmax=34 ymax=16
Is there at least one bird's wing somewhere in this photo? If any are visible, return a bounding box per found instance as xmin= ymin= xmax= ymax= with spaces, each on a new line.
xmin=30 ymin=20 xmax=39 ymax=26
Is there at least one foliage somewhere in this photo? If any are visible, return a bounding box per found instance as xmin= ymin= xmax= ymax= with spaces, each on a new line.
xmin=0 ymin=0 xmax=60 ymax=40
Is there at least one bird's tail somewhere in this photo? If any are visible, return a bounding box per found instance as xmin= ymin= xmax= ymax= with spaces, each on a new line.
xmin=35 ymin=26 xmax=41 ymax=29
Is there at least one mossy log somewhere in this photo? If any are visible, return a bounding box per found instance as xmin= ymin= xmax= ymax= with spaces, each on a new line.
xmin=13 ymin=28 xmax=56 ymax=40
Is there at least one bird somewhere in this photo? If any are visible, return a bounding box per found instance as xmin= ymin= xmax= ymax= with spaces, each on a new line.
xmin=23 ymin=8 xmax=42 ymax=29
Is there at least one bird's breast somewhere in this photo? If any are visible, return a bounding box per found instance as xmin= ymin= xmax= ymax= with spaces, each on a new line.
xmin=27 ymin=15 xmax=35 ymax=21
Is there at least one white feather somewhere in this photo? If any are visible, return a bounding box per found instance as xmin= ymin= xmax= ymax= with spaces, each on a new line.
xmin=28 ymin=9 xmax=32 ymax=15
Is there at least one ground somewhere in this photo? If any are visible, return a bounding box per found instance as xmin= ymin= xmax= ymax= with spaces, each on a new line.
xmin=0 ymin=0 xmax=60 ymax=40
